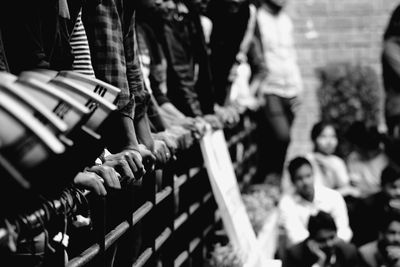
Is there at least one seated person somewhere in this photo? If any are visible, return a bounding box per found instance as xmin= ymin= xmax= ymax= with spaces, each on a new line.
xmin=283 ymin=210 xmax=359 ymax=267
xmin=306 ymin=121 xmax=357 ymax=197
xmin=351 ymin=163 xmax=400 ymax=247
xmin=359 ymin=211 xmax=400 ymax=267
xmin=279 ymin=157 xmax=352 ymax=246
xmin=345 ymin=121 xmax=389 ymax=198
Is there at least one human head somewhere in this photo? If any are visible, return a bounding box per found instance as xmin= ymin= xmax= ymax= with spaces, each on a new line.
xmin=345 ymin=121 xmax=382 ymax=158
xmin=188 ymin=0 xmax=210 ymax=14
xmin=288 ymin=157 xmax=315 ymax=202
xmin=218 ymin=0 xmax=248 ymax=15
xmin=311 ymin=121 xmax=338 ymax=155
xmin=378 ymin=212 xmax=400 ymax=262
xmin=381 ymin=163 xmax=400 ymax=205
xmin=136 ymin=0 xmax=175 ymax=18
xmin=261 ymin=0 xmax=287 ymax=13
xmin=308 ymin=211 xmax=338 ymax=255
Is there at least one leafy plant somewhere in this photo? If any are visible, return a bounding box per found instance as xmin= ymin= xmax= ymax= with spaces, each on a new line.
xmin=316 ymin=62 xmax=384 ymax=155
xmin=207 ymin=243 xmax=243 ymax=267
xmin=242 ymin=184 xmax=277 ymax=234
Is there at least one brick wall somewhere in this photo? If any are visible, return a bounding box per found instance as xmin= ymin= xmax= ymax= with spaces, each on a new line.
xmin=285 ymin=0 xmax=398 ymax=159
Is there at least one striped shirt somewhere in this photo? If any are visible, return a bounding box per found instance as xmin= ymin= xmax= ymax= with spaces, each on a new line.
xmin=70 ymin=12 xmax=95 ymax=77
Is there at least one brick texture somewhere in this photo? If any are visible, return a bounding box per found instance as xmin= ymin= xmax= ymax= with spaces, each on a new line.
xmin=284 ymin=0 xmax=398 ymax=159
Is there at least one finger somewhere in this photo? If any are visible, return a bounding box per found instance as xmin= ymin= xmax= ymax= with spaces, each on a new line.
xmin=124 ymin=151 xmax=139 ymax=173
xmin=101 ymin=166 xmax=120 ymax=189
xmin=96 ymin=181 xmax=107 ymax=196
xmin=109 ymin=168 xmax=121 ymax=189
xmin=117 ymin=159 xmax=135 ymax=180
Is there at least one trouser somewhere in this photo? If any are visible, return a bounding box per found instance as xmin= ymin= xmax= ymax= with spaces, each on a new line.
xmin=254 ymin=94 xmax=296 ymax=184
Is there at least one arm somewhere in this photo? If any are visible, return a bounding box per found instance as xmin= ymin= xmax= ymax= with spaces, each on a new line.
xmin=162 ymin=22 xmax=203 ymax=117
xmin=81 ymin=3 xmax=145 ymax=182
xmin=279 ymin=196 xmax=309 ymax=245
xmin=247 ymin=26 xmax=268 ymax=96
xmin=331 ymin=191 xmax=353 ymax=242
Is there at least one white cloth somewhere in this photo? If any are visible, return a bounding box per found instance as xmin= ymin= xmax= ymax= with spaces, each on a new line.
xmin=306 ymin=153 xmax=350 ymax=190
xmin=257 ymin=7 xmax=303 ymax=98
xmin=279 ymin=185 xmax=352 ymax=245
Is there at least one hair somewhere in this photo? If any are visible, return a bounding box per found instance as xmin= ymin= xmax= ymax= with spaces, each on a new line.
xmin=345 ymin=121 xmax=382 ymax=151
xmin=310 ymin=121 xmax=335 ymax=143
xmin=288 ymin=156 xmax=312 ymax=182
xmin=308 ymin=210 xmax=337 ymax=237
xmin=381 ymin=163 xmax=400 ymax=186
xmin=379 ymin=211 xmax=400 ymax=232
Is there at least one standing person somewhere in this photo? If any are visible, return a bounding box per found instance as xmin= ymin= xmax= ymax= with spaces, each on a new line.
xmin=283 ymin=211 xmax=359 ymax=267
xmin=279 ymin=157 xmax=352 ymax=246
xmin=359 ymin=212 xmax=400 ymax=267
xmin=382 ymin=4 xmax=400 ymax=138
xmin=254 ymin=0 xmax=303 ymax=184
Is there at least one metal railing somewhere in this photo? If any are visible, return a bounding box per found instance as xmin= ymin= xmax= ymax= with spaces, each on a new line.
xmin=2 ymin=109 xmax=260 ymax=267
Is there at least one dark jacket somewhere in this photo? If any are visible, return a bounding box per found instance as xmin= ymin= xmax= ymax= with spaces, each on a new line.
xmin=140 ymin=2 xmax=215 ymax=117
xmin=1 ymin=0 xmax=73 ymax=74
xmin=350 ymin=192 xmax=390 ymax=247
xmin=208 ymin=1 xmax=250 ymax=105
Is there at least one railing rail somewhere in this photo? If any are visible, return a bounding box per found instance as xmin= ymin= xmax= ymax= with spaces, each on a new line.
xmin=1 ymin=109 xmax=260 ymax=267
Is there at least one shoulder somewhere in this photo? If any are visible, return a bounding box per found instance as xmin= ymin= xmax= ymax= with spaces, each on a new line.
xmin=359 ymin=241 xmax=378 ymax=255
xmin=317 ymin=185 xmax=342 ymax=199
xmin=336 ymin=240 xmax=359 ymax=258
xmin=359 ymin=242 xmax=379 ymax=266
xmin=279 ymin=193 xmax=297 ymax=209
xmin=330 ymin=155 xmax=346 ymax=165
xmin=285 ymin=241 xmax=308 ymax=259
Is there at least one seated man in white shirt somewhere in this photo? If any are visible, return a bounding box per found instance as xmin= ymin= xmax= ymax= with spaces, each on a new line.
xmin=279 ymin=156 xmax=353 ymax=246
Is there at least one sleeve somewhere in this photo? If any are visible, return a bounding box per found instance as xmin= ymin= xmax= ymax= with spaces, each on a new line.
xmin=124 ymin=13 xmax=150 ymax=122
xmin=162 ymin=22 xmax=203 ymax=117
xmin=383 ymin=37 xmax=400 ymax=84
xmin=278 ymin=196 xmax=309 ymax=245
xmin=282 ymin=249 xmax=299 ymax=267
xmin=82 ymin=0 xmax=135 ymax=119
xmin=136 ymin=22 xmax=171 ymax=108
xmin=330 ymin=191 xmax=353 ymax=242
xmin=383 ymin=5 xmax=400 ymax=93
xmin=247 ymin=33 xmax=268 ymax=84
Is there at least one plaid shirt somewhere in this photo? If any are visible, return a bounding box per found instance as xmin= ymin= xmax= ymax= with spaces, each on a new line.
xmin=82 ymin=0 xmax=149 ymax=121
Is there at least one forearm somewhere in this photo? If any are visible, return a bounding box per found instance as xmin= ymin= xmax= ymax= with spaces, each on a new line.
xmin=135 ymin=114 xmax=155 ymax=151
xmin=160 ymin=102 xmax=186 ymax=119
xmin=102 ymin=113 xmax=140 ymax=153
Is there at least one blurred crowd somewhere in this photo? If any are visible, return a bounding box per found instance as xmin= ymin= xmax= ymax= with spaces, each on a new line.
xmin=278 ymin=3 xmax=400 ymax=267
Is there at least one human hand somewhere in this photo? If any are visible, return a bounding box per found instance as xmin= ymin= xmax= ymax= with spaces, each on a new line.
xmin=193 ymin=116 xmax=208 ymax=138
xmin=167 ymin=126 xmax=194 ymax=150
xmin=103 ymin=149 xmax=145 ymax=184
xmin=215 ymin=105 xmax=240 ymax=127
xmin=152 ymin=139 xmax=171 ymax=167
xmin=307 ymin=239 xmax=327 ymax=265
xmin=87 ymin=165 xmax=121 ymax=189
xmin=152 ymin=131 xmax=178 ymax=155
xmin=176 ymin=117 xmax=197 ymax=132
xmin=137 ymin=144 xmax=156 ymax=173
xmin=74 ymin=172 xmax=107 ymax=196
xmin=203 ymin=114 xmax=223 ymax=130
